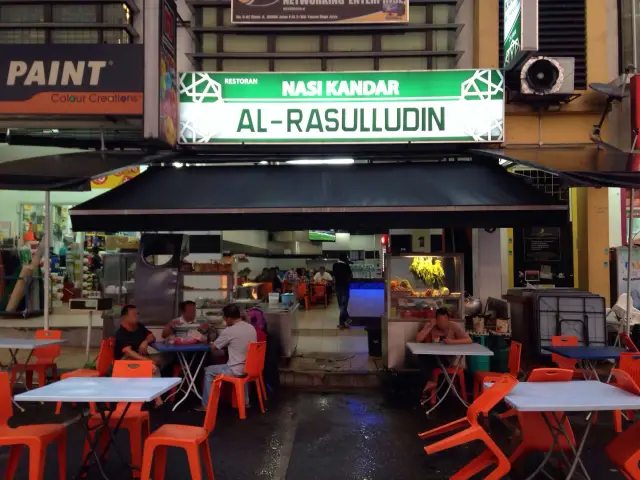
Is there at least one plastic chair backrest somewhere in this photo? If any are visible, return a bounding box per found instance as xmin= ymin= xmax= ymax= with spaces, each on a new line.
xmin=112 ymin=360 xmax=154 ymax=378
xmin=0 ymin=372 xmax=13 ymax=426
xmin=244 ymin=341 xmax=267 ymax=378
xmin=203 ymin=377 xmax=223 ymax=434
xmin=96 ymin=338 xmax=115 ymax=376
xmin=508 ymin=341 xmax=523 ymax=377
xmin=112 ymin=360 xmax=153 ymax=412
xmin=611 ymin=369 xmax=640 ymax=396
xmin=33 ymin=329 xmax=62 ymax=363
xmin=619 ymin=353 xmax=640 ymax=387
xmin=298 ymin=282 xmax=308 ymax=298
xmin=527 ymin=368 xmax=574 ymax=382
xmin=312 ymin=284 xmax=326 ymax=297
xmin=551 ymin=335 xmax=579 ymax=370
xmin=620 ymin=333 xmax=640 ymax=353
xmin=467 ymin=374 xmax=518 ymax=420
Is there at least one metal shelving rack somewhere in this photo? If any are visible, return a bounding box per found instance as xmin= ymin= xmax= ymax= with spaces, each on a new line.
xmin=177 ymin=271 xmax=233 ymax=321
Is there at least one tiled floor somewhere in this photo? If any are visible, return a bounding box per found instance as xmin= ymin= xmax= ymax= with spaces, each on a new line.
xmin=294 ymin=303 xmax=369 ymax=356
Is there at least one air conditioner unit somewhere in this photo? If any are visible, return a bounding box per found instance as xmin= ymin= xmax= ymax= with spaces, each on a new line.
xmin=520 ymin=57 xmax=575 ymax=95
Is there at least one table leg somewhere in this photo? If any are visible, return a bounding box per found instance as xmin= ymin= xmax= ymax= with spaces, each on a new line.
xmin=527 ymin=412 xmax=592 ymax=480
xmin=423 ymin=355 xmax=465 ymax=416
xmin=173 ymin=352 xmax=206 ymax=411
xmin=75 ymin=402 xmax=135 ymax=480
xmin=8 ymin=349 xmax=32 ymax=412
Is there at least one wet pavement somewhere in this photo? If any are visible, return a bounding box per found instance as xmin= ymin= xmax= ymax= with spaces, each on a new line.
xmin=0 ymin=387 xmax=627 ymax=479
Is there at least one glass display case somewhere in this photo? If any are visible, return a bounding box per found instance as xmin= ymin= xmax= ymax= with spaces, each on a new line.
xmin=386 ymin=253 xmax=464 ymax=320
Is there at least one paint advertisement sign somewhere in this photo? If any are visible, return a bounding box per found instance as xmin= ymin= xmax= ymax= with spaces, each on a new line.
xmin=231 ymin=0 xmax=408 ymax=24
xmin=91 ymin=167 xmax=140 ymax=189
xmin=503 ymin=0 xmax=539 ymax=69
xmin=178 ymin=70 xmax=504 ymax=144
xmin=0 ymin=45 xmax=144 ymax=115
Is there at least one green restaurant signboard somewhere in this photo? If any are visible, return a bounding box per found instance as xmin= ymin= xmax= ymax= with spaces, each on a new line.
xmin=503 ymin=0 xmax=539 ymax=70
xmin=504 ymin=0 xmax=522 ymax=68
xmin=178 ymin=70 xmax=505 ymax=144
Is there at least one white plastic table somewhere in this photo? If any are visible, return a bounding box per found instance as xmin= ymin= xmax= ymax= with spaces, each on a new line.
xmin=407 ymin=342 xmax=493 ymax=414
xmin=15 ymin=377 xmax=180 ymax=480
xmin=503 ymin=381 xmax=640 ymax=480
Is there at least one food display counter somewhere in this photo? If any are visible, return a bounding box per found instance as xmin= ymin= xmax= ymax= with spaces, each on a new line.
xmin=383 ymin=253 xmax=464 ymax=369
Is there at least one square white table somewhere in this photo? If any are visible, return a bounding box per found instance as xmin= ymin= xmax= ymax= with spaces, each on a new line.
xmin=502 ymin=381 xmax=640 ymax=480
xmin=407 ymin=342 xmax=493 ymax=415
xmin=15 ymin=377 xmax=180 ymax=480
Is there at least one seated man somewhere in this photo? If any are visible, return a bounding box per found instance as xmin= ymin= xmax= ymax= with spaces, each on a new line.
xmin=162 ymin=300 xmax=210 ymax=343
xmin=415 ymin=308 xmax=471 ymax=397
xmin=199 ymin=304 xmax=257 ymax=411
xmin=115 ymin=304 xmax=170 ymax=376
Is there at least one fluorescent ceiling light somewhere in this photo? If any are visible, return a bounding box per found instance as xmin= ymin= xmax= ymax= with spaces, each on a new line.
xmin=498 ymin=158 xmax=510 ymax=166
xmin=172 ymin=162 xmax=184 ymax=168
xmin=258 ymin=160 xmax=268 ymax=165
xmin=286 ymin=158 xmax=354 ymax=165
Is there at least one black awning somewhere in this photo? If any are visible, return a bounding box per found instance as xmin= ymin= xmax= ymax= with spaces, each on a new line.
xmin=70 ymin=161 xmax=568 ymax=232
xmin=0 ymin=150 xmax=176 ymax=191
xmin=472 ymin=146 xmax=640 ymax=188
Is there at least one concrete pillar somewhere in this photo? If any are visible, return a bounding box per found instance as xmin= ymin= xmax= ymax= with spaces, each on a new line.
xmin=472 ymin=228 xmax=504 ymax=302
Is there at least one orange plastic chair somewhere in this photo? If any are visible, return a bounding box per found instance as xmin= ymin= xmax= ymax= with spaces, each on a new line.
xmin=606 ymin=410 xmax=640 ymax=478
xmin=83 ymin=360 xmax=154 ymax=478
xmin=55 ymin=338 xmax=115 ymax=415
xmin=141 ymin=377 xmax=222 ymax=480
xmin=426 ymin=363 xmax=468 ymax=407
xmin=473 ymin=341 xmax=522 ymax=399
xmin=297 ymin=282 xmax=310 ymax=310
xmin=613 ymin=354 xmax=640 ymax=432
xmin=508 ymin=368 xmax=576 ymax=468
xmin=219 ymin=342 xmax=267 ymax=420
xmin=309 ymin=284 xmax=328 ymax=308
xmin=419 ymin=374 xmax=518 ymax=479
xmin=550 ymin=335 xmax=588 ymax=379
xmin=10 ymin=329 xmax=62 ymax=389
xmin=620 ymin=332 xmax=640 ymax=353
xmin=0 ymin=371 xmax=67 ymax=479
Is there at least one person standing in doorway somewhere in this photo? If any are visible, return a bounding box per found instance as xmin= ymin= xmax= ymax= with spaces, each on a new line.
xmin=332 ymin=254 xmax=353 ymax=329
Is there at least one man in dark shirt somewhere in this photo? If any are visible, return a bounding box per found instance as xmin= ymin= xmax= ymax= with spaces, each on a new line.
xmin=332 ymin=254 xmax=353 ymax=329
xmin=115 ymin=304 xmax=165 ymax=375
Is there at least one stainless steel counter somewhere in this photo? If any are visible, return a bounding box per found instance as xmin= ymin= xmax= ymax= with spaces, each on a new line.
xmin=260 ymin=302 xmax=299 ymax=358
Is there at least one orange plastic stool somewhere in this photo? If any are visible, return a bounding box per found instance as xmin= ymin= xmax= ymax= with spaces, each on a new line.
xmin=10 ymin=329 xmax=62 ymax=389
xmin=427 ymin=365 xmax=468 ymax=406
xmin=55 ymin=338 xmax=114 ymax=415
xmin=473 ymin=341 xmax=522 ymax=399
xmin=83 ymin=360 xmax=154 ymax=478
xmin=612 ymin=362 xmax=640 ymax=432
xmin=509 ymin=368 xmax=576 ymax=468
xmin=141 ymin=377 xmax=222 ymax=480
xmin=606 ymin=410 xmax=640 ymax=478
xmin=219 ymin=342 xmax=267 ymax=420
xmin=419 ymin=374 xmax=518 ymax=479
xmin=0 ymin=371 xmax=67 ymax=479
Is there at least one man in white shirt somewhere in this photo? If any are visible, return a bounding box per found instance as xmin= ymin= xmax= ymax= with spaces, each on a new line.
xmin=199 ymin=304 xmax=257 ymax=411
xmin=162 ymin=300 xmax=209 ymax=343
xmin=313 ymin=266 xmax=333 ymax=283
